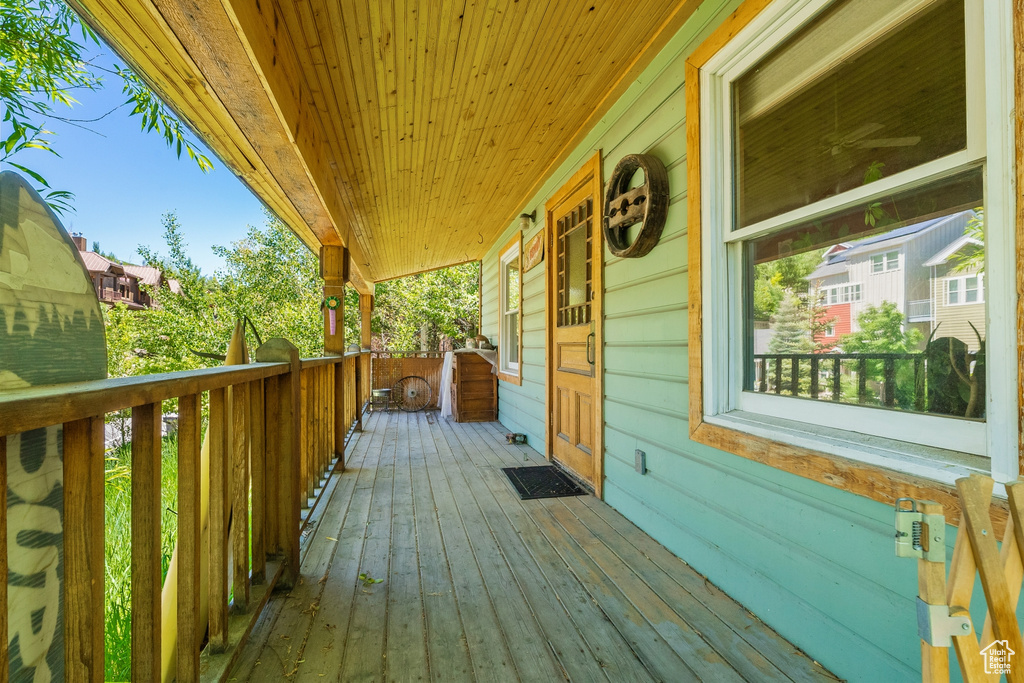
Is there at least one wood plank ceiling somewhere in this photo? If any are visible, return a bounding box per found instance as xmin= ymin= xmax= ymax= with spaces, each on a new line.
xmin=69 ymin=0 xmax=701 ymax=283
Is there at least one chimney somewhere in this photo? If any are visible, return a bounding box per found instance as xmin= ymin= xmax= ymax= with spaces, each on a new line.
xmin=71 ymin=233 xmax=87 ymax=251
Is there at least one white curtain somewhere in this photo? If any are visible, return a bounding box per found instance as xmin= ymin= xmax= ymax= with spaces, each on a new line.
xmin=439 ymin=350 xmax=454 ymax=418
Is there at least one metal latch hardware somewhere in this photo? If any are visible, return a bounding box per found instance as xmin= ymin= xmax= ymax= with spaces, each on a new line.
xmin=916 ymin=599 xmax=972 ymax=646
xmin=895 ymin=498 xmax=946 ymax=562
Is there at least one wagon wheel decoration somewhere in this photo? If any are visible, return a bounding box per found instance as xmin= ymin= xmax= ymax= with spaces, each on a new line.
xmin=602 ymin=153 xmax=670 ymax=258
xmin=391 ymin=375 xmax=432 ymax=412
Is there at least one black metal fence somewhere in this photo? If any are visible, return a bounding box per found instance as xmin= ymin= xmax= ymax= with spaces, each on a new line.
xmin=752 ymin=348 xmax=984 ymax=419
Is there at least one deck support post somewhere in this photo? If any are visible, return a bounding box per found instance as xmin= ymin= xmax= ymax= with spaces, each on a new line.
xmin=322 ymin=246 xmax=348 ymax=467
xmin=357 ymin=294 xmax=373 ymax=431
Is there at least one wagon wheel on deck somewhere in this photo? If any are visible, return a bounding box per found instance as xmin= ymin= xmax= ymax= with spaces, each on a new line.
xmin=392 ymin=375 xmax=432 ymax=412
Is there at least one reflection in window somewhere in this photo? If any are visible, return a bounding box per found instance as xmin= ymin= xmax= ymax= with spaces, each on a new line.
xmin=748 ymin=184 xmax=985 ymax=420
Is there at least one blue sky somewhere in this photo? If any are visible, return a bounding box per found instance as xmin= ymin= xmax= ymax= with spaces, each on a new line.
xmin=6 ymin=46 xmax=266 ymax=274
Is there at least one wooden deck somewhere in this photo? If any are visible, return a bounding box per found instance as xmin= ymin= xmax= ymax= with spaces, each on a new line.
xmin=230 ymin=411 xmax=837 ymax=682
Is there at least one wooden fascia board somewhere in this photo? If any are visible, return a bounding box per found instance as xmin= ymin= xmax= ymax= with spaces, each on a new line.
xmin=502 ymin=0 xmax=704 ymax=258
xmin=67 ymin=0 xmax=375 ymax=293
xmin=684 ymin=0 xmax=1015 ymax=533
xmin=218 ymin=0 xmax=374 ymax=290
xmin=66 ymin=0 xmax=318 ymax=249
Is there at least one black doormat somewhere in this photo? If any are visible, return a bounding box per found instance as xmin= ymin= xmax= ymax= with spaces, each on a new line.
xmin=502 ymin=465 xmax=587 ymax=500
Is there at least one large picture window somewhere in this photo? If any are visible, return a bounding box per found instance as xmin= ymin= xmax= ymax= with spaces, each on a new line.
xmin=498 ymin=234 xmax=522 ymax=383
xmin=691 ymin=0 xmax=1017 ymax=485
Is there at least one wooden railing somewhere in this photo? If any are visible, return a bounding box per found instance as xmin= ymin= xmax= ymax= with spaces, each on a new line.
xmin=371 ymin=350 xmax=444 ymax=409
xmin=0 ymin=345 xmax=368 ymax=682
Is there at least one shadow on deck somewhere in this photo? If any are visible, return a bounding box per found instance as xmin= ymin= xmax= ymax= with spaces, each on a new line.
xmin=230 ymin=411 xmax=837 ymax=682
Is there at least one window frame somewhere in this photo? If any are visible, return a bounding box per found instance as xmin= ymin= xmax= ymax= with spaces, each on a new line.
xmin=945 ymin=273 xmax=984 ymax=306
xmin=871 ymin=251 xmax=899 ymax=274
xmin=685 ymin=0 xmax=1019 ymax=501
xmin=497 ymin=233 xmax=523 ymax=384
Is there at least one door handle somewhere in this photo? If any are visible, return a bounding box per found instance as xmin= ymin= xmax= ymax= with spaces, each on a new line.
xmin=586 ymin=332 xmax=595 ymax=365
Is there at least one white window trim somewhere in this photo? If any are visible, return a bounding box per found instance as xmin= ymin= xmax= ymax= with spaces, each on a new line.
xmin=499 ymin=240 xmax=521 ymax=376
xmin=870 ymin=251 xmax=899 ymax=274
xmin=945 ymin=273 xmax=984 ymax=306
xmin=698 ymin=0 xmax=1017 ymax=484
xmin=822 ymin=283 xmax=861 ymax=304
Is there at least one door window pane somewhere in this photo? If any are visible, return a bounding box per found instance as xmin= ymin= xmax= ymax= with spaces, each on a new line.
xmin=567 ymin=227 xmax=587 ymax=307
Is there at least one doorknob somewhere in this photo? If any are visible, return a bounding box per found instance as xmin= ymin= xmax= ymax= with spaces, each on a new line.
xmin=586 ymin=332 xmax=595 ymax=365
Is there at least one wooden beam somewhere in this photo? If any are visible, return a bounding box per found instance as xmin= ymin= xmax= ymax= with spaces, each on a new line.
xmin=360 ymin=294 xmax=373 ymax=350
xmin=66 ymin=0 xmax=375 ymax=287
xmin=217 ymin=0 xmax=374 ymax=286
xmin=322 ymin=245 xmax=349 ymax=355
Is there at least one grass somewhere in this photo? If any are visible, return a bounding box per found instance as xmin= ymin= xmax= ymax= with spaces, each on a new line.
xmin=104 ymin=435 xmax=180 ymax=682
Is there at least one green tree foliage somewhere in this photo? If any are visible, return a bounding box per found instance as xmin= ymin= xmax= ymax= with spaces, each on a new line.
xmin=839 ymin=302 xmax=922 ymax=355
xmin=372 ymin=262 xmax=480 ymax=351
xmin=0 ymin=0 xmax=211 ymax=213
xmin=767 ymin=289 xmax=812 ymax=354
xmin=104 ymin=212 xmax=358 ymax=377
xmin=839 ymin=301 xmax=923 ymax=408
xmin=752 ymin=249 xmax=824 ymax=320
xmin=951 ymin=208 xmax=984 ymax=274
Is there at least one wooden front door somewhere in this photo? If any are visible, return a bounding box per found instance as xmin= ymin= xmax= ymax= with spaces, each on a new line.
xmin=546 ymin=153 xmax=603 ymax=495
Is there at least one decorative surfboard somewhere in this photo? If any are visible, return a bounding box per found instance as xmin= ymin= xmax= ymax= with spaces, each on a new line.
xmin=0 ymin=171 xmax=106 ymax=682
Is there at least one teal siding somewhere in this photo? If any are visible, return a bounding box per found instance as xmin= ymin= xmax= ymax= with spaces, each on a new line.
xmin=478 ymin=2 xmax=934 ymax=680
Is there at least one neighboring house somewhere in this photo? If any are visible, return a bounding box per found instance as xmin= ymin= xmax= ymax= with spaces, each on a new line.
xmin=924 ymin=233 xmax=985 ymax=352
xmin=807 ymin=211 xmax=975 ymax=348
xmin=71 ymin=233 xmax=180 ymax=309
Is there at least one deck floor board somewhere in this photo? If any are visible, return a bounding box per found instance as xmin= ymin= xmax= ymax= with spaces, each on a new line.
xmin=231 ymin=411 xmax=836 ymax=682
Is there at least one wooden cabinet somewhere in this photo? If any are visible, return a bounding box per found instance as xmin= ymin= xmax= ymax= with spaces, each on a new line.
xmin=451 ymin=351 xmax=497 ymax=422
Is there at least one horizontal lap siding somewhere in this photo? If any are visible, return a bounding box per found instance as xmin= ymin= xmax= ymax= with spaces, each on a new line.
xmin=482 ymin=243 xmax=546 ymax=447
xmin=482 ymin=1 xmax=924 ymax=679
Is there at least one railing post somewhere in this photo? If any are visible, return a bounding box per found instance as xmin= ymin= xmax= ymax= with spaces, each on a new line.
xmin=249 ymin=380 xmax=267 ymax=585
xmin=176 ymin=393 xmax=202 ymax=681
xmin=832 ymin=357 xmax=841 ymax=401
xmin=63 ymin=417 xmax=105 ymax=683
xmin=231 ymin=382 xmax=250 ymax=612
xmin=334 ymin=359 xmax=346 ymax=470
xmin=255 ymin=339 xmax=302 ymax=589
xmin=300 ymin=368 xmax=310 ymax=507
xmin=883 ymin=357 xmax=896 ymax=407
xmin=208 ymin=387 xmax=230 ymax=652
xmin=131 ymin=402 xmax=162 ymax=682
